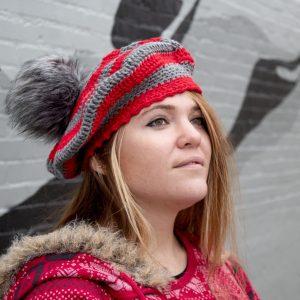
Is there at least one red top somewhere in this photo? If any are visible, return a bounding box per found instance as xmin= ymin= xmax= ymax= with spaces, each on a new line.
xmin=4 ymin=232 xmax=260 ymax=299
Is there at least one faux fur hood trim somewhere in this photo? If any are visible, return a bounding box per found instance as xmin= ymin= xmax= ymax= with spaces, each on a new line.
xmin=0 ymin=222 xmax=172 ymax=297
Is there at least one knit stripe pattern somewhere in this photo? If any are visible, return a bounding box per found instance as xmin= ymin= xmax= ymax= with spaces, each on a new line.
xmin=47 ymin=37 xmax=202 ymax=179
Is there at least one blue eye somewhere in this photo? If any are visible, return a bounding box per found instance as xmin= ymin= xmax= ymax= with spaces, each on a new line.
xmin=146 ymin=118 xmax=168 ymax=128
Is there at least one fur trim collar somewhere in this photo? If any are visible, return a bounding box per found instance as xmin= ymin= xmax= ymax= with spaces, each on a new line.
xmin=0 ymin=223 xmax=172 ymax=297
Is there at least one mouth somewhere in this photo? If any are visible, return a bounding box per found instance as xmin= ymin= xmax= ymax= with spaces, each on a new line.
xmin=174 ymin=157 xmax=204 ymax=168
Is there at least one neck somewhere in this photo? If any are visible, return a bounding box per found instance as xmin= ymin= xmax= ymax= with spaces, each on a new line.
xmin=141 ymin=207 xmax=187 ymax=276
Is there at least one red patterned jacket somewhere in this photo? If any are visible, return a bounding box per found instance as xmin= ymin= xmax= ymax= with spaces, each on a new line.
xmin=0 ymin=223 xmax=260 ymax=299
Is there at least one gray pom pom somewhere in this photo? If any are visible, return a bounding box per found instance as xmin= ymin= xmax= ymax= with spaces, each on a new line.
xmin=5 ymin=56 xmax=88 ymax=143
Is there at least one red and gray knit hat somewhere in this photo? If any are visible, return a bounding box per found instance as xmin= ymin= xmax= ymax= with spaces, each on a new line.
xmin=5 ymin=37 xmax=202 ymax=179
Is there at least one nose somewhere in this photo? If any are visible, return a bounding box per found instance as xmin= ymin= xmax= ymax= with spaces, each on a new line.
xmin=176 ymin=119 xmax=202 ymax=149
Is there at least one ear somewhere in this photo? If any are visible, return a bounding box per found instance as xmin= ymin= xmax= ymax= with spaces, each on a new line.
xmin=90 ymin=156 xmax=106 ymax=175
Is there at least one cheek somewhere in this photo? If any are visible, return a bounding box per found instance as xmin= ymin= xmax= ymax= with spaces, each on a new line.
xmin=203 ymin=132 xmax=212 ymax=166
xmin=120 ymin=132 xmax=166 ymax=193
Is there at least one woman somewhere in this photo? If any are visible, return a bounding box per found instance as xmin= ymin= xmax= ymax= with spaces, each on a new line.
xmin=0 ymin=37 xmax=260 ymax=299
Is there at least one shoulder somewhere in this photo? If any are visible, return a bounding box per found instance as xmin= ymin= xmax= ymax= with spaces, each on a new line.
xmin=4 ymin=252 xmax=114 ymax=299
xmin=0 ymin=222 xmax=171 ymax=298
xmin=223 ymin=256 xmax=261 ymax=300
xmin=0 ymin=223 xmax=111 ymax=297
xmin=173 ymin=233 xmax=260 ymax=300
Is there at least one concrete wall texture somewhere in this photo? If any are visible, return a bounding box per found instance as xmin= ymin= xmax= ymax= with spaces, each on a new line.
xmin=0 ymin=0 xmax=299 ymax=298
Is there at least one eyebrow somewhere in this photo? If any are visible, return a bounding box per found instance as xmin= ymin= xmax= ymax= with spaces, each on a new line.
xmin=139 ymin=104 xmax=200 ymax=117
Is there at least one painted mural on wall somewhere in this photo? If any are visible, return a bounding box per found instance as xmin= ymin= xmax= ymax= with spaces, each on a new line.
xmin=229 ymin=56 xmax=300 ymax=149
xmin=0 ymin=0 xmax=299 ymax=253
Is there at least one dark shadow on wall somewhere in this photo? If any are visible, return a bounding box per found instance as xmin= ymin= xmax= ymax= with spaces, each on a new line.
xmin=171 ymin=0 xmax=201 ymax=42
xmin=112 ymin=0 xmax=182 ymax=48
xmin=0 ymin=179 xmax=79 ymax=254
xmin=229 ymin=56 xmax=300 ymax=149
xmin=111 ymin=0 xmax=201 ymax=47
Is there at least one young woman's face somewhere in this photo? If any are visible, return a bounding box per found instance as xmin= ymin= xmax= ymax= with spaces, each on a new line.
xmin=120 ymin=92 xmax=212 ymax=215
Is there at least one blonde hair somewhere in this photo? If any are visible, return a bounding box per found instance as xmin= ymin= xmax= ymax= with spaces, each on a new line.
xmin=57 ymin=92 xmax=238 ymax=266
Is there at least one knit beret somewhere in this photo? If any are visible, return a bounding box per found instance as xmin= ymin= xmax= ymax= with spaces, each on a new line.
xmin=6 ymin=37 xmax=202 ymax=179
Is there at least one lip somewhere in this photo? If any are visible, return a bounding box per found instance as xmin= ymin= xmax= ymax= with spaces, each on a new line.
xmin=174 ymin=156 xmax=204 ymax=168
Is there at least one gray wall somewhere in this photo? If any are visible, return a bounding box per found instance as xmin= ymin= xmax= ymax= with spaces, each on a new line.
xmin=0 ymin=0 xmax=299 ymax=298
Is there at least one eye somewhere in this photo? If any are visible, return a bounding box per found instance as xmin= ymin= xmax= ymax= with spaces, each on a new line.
xmin=191 ymin=116 xmax=206 ymax=127
xmin=146 ymin=118 xmax=168 ymax=128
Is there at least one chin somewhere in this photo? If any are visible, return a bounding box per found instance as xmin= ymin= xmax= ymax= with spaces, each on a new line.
xmin=173 ymin=187 xmax=207 ymax=210
xmin=181 ymin=186 xmax=207 ymax=208
xmin=183 ymin=182 xmax=208 ymax=199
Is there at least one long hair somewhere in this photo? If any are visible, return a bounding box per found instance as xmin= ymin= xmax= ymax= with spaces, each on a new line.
xmin=56 ymin=91 xmax=238 ymax=266
xmin=56 ymin=128 xmax=152 ymax=250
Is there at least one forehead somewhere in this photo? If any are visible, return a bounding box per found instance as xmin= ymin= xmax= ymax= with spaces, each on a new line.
xmin=139 ymin=92 xmax=200 ymax=115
